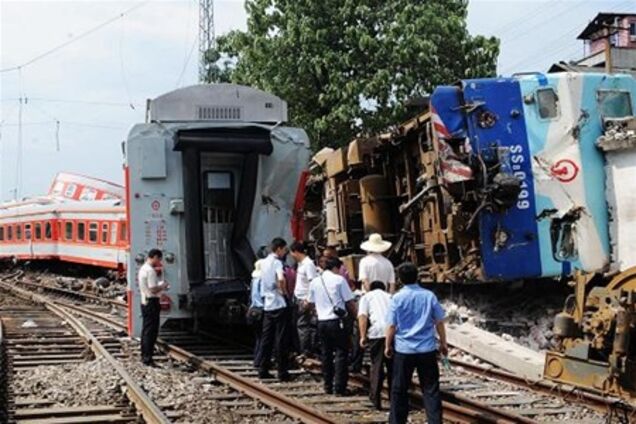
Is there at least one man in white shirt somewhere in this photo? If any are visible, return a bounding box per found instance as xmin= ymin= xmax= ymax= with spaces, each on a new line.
xmin=307 ymin=257 xmax=357 ymax=395
xmin=258 ymin=238 xmax=292 ymax=381
xmin=359 ymin=233 xmax=396 ymax=293
xmin=137 ymin=249 xmax=168 ymax=366
xmin=358 ymin=281 xmax=392 ymax=410
xmin=291 ymin=241 xmax=318 ymax=356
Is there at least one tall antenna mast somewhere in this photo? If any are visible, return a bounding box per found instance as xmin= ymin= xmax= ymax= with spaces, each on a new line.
xmin=199 ymin=0 xmax=215 ymax=82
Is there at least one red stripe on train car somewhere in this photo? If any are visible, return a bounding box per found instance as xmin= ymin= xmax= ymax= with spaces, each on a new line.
xmin=127 ymin=289 xmax=133 ymax=336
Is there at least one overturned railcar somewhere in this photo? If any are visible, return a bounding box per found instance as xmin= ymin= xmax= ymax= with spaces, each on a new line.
xmin=305 ymin=73 xmax=636 ymax=284
xmin=126 ymin=84 xmax=311 ymax=337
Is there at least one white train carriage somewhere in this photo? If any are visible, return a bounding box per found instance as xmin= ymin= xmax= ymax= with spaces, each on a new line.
xmin=0 ymin=173 xmax=128 ymax=270
xmin=125 ymin=84 xmax=311 ymax=337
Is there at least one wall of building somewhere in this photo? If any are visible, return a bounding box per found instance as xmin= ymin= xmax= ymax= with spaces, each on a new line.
xmin=589 ymin=16 xmax=636 ymax=55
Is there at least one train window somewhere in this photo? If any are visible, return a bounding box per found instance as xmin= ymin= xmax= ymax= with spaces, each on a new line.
xmin=45 ymin=222 xmax=52 ymax=239
xmin=52 ymin=181 xmax=64 ymax=195
xmin=110 ymin=223 xmax=118 ymax=244
xmin=536 ymin=88 xmax=559 ymax=119
xmin=7 ymin=226 xmax=12 ymax=241
xmin=120 ymin=222 xmax=127 ymax=242
xmin=65 ymin=222 xmax=73 ymax=240
xmin=80 ymin=187 xmax=98 ymax=201
xmin=15 ymin=225 xmax=21 ymax=240
xmin=64 ymin=183 xmax=77 ymax=198
xmin=24 ymin=224 xmax=32 ymax=240
xmin=101 ymin=223 xmax=109 ymax=244
xmin=77 ymin=222 xmax=86 ymax=241
xmin=0 ymin=226 xmax=4 ymax=241
xmin=88 ymin=222 xmax=98 ymax=243
xmin=598 ymin=90 xmax=633 ymax=118
xmin=35 ymin=223 xmax=42 ymax=240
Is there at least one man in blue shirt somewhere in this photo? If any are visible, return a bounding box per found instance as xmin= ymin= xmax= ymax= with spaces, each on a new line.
xmin=385 ymin=262 xmax=447 ymax=424
xmin=258 ymin=238 xmax=292 ymax=381
xmin=248 ymin=259 xmax=265 ymax=368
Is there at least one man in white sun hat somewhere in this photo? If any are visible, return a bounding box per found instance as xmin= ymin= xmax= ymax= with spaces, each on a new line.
xmin=359 ymin=233 xmax=396 ymax=293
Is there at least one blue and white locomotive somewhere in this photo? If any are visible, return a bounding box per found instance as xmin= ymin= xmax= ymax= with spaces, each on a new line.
xmin=430 ymin=72 xmax=635 ymax=282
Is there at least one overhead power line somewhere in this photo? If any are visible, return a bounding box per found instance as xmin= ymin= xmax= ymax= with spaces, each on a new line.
xmin=1 ymin=97 xmax=142 ymax=107
xmin=0 ymin=1 xmax=148 ymax=73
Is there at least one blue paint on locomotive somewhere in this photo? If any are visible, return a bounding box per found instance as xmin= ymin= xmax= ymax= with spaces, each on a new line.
xmin=432 ymin=72 xmax=636 ymax=282
xmin=461 ymin=77 xmax=542 ymax=280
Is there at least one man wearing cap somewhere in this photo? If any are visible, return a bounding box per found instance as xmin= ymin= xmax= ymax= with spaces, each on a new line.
xmin=359 ymin=233 xmax=396 ymax=293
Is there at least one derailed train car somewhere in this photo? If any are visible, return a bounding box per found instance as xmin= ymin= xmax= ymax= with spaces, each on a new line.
xmin=125 ymin=84 xmax=311 ymax=337
xmin=305 ymin=72 xmax=636 ymax=283
xmin=304 ymin=72 xmax=636 ymax=399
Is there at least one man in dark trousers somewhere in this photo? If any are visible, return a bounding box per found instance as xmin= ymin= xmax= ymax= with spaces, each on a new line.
xmin=138 ymin=249 xmax=169 ymax=366
xmin=258 ymin=238 xmax=292 ymax=381
xmin=358 ymin=280 xmax=392 ymax=410
xmin=307 ymin=257 xmax=357 ymax=395
xmin=385 ymin=262 xmax=447 ymax=424
xmin=290 ymin=241 xmax=319 ymax=356
xmin=248 ymin=259 xmax=265 ymax=368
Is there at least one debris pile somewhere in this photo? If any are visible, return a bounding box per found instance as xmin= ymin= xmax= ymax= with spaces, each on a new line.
xmin=439 ymin=283 xmax=566 ymax=352
xmin=597 ymin=117 xmax=636 ymax=152
xmin=14 ymin=358 xmax=125 ymax=406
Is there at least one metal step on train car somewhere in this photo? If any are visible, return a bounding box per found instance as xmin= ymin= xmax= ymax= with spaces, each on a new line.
xmin=0 ymin=172 xmax=127 ymax=269
xmin=125 ymin=84 xmax=311 ymax=337
xmin=303 ymin=72 xmax=636 ymax=400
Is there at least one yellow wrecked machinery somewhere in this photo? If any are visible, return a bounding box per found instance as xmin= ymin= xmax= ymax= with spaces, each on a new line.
xmin=302 ymin=73 xmax=636 ymax=400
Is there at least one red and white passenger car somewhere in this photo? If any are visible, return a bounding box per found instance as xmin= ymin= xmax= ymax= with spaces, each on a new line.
xmin=0 ymin=172 xmax=128 ymax=270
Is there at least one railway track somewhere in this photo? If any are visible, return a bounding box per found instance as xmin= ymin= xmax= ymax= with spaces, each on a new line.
xmin=1 ymin=272 xmax=625 ymax=423
xmin=0 ymin=286 xmax=169 ymax=424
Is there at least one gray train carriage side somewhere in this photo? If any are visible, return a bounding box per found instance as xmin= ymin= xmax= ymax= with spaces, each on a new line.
xmin=125 ymin=84 xmax=311 ymax=337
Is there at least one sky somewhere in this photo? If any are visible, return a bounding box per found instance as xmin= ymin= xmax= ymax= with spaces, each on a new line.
xmin=0 ymin=0 xmax=633 ymax=201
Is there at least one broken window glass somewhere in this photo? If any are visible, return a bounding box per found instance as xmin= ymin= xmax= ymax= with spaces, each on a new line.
xmin=598 ymin=90 xmax=633 ymax=118
xmin=537 ymin=88 xmax=559 ymax=119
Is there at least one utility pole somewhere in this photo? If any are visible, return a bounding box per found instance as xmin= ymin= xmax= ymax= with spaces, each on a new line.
xmin=16 ymin=96 xmax=23 ymax=200
xmin=600 ymin=21 xmax=628 ymax=74
xmin=199 ymin=0 xmax=215 ymax=83
xmin=604 ymin=26 xmax=613 ymax=74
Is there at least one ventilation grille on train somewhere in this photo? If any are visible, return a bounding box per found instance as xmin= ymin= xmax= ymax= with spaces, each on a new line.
xmin=197 ymin=106 xmax=242 ymax=121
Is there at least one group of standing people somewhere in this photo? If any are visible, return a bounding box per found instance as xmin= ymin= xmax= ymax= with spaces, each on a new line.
xmin=248 ymin=233 xmax=448 ymax=424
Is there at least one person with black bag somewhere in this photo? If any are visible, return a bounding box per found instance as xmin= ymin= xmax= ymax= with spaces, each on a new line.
xmin=307 ymin=257 xmax=357 ymax=395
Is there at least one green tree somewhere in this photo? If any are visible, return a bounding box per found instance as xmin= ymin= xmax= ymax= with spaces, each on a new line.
xmin=208 ymin=0 xmax=499 ymax=149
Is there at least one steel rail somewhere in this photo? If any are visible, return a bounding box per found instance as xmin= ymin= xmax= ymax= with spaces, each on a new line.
xmin=8 ymin=281 xmax=620 ymax=422
xmin=0 ymin=318 xmax=8 ymax=424
xmin=11 ymin=290 xmax=341 ymax=424
xmin=448 ymin=357 xmax=623 ymax=414
xmin=15 ymin=279 xmax=126 ymax=308
xmin=302 ymin=357 xmax=529 ymax=424
xmin=0 ymin=281 xmax=170 ymax=424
